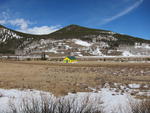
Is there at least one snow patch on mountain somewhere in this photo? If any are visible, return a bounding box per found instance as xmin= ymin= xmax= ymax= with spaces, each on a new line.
xmin=73 ymin=39 xmax=92 ymax=47
xmin=122 ymin=51 xmax=134 ymax=56
xmin=0 ymin=28 xmax=23 ymax=42
xmin=90 ymin=47 xmax=103 ymax=56
xmin=135 ymin=43 xmax=150 ymax=49
xmin=45 ymin=48 xmax=58 ymax=53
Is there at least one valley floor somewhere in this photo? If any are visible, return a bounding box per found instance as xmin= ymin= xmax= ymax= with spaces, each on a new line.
xmin=0 ymin=61 xmax=149 ymax=98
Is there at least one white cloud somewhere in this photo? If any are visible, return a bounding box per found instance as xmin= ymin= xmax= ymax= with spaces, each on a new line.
xmin=18 ymin=25 xmax=60 ymax=35
xmin=9 ymin=18 xmax=29 ymax=30
xmin=0 ymin=17 xmax=60 ymax=34
xmin=1 ymin=11 xmax=10 ymax=20
xmin=0 ymin=20 xmax=6 ymax=24
xmin=103 ymin=0 xmax=144 ymax=24
xmin=0 ymin=10 xmax=60 ymax=34
xmin=0 ymin=11 xmax=9 ymax=24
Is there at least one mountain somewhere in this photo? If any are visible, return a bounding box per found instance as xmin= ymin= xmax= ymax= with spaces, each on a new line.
xmin=0 ymin=24 xmax=150 ymax=56
xmin=49 ymin=24 xmax=149 ymax=44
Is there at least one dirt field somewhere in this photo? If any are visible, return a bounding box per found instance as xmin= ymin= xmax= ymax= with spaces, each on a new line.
xmin=0 ymin=61 xmax=150 ymax=96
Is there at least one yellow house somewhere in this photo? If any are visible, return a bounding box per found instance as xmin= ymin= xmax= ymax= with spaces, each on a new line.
xmin=63 ymin=56 xmax=77 ymax=63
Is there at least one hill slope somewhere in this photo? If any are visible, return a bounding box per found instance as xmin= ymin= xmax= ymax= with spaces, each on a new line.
xmin=0 ymin=24 xmax=150 ymax=56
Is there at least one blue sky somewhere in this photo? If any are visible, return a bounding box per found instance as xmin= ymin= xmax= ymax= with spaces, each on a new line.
xmin=0 ymin=0 xmax=149 ymax=40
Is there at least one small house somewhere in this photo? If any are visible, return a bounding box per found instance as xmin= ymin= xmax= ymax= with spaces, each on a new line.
xmin=63 ymin=56 xmax=77 ymax=63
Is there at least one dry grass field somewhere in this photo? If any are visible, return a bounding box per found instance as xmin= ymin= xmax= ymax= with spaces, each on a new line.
xmin=0 ymin=60 xmax=150 ymax=96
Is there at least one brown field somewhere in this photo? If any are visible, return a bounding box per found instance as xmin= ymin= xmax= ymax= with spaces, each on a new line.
xmin=0 ymin=60 xmax=150 ymax=96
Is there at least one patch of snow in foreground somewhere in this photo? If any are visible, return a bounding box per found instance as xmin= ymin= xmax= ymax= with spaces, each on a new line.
xmin=73 ymin=39 xmax=92 ymax=47
xmin=0 ymin=88 xmax=137 ymax=113
xmin=0 ymin=89 xmax=54 ymax=113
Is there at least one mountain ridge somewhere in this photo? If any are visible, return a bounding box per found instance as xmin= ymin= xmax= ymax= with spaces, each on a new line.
xmin=0 ymin=24 xmax=149 ymax=41
xmin=0 ymin=24 xmax=150 ymax=56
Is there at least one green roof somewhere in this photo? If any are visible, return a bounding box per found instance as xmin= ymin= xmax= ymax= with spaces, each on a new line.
xmin=67 ymin=56 xmax=77 ymax=60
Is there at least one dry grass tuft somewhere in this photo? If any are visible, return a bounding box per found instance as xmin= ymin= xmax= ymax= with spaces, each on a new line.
xmin=130 ymin=100 xmax=150 ymax=113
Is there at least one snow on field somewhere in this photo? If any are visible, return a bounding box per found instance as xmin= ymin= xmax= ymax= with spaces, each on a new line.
xmin=0 ymin=89 xmax=54 ymax=112
xmin=113 ymin=83 xmax=150 ymax=97
xmin=0 ymin=88 xmax=138 ymax=113
xmin=66 ymin=88 xmax=134 ymax=113
xmin=73 ymin=39 xmax=92 ymax=47
xmin=128 ymin=84 xmax=141 ymax=89
xmin=98 ymin=88 xmax=133 ymax=113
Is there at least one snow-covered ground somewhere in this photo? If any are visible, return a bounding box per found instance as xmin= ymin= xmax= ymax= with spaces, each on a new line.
xmin=0 ymin=87 xmax=139 ymax=113
xmin=128 ymin=84 xmax=141 ymax=89
xmin=0 ymin=82 xmax=149 ymax=113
